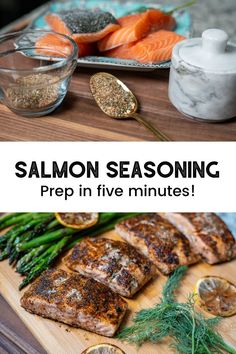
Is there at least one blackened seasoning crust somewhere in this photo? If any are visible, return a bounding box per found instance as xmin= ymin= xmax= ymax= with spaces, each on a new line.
xmin=20 ymin=269 xmax=127 ymax=337
xmin=64 ymin=238 xmax=155 ymax=297
xmin=115 ymin=213 xmax=199 ymax=275
xmin=159 ymin=213 xmax=236 ymax=264
xmin=58 ymin=10 xmax=118 ymax=34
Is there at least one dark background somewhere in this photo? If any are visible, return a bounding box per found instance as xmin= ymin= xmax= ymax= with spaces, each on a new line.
xmin=0 ymin=0 xmax=48 ymax=28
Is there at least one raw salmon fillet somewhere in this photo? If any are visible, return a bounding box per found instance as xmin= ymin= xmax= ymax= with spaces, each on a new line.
xmin=45 ymin=9 xmax=120 ymax=43
xmin=159 ymin=213 xmax=236 ymax=264
xmin=36 ymin=33 xmax=95 ymax=58
xmin=98 ymin=9 xmax=176 ymax=52
xmin=21 ymin=269 xmax=127 ymax=337
xmin=36 ymin=33 xmax=73 ymax=57
xmin=105 ymin=30 xmax=185 ymax=63
xmin=63 ymin=238 xmax=155 ymax=297
xmin=115 ymin=214 xmax=199 ymax=275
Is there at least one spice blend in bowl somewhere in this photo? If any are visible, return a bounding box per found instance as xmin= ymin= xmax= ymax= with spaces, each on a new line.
xmin=0 ymin=30 xmax=77 ymax=117
xmin=6 ymin=74 xmax=60 ymax=110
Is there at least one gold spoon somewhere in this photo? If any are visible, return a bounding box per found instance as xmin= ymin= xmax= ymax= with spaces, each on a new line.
xmin=90 ymin=72 xmax=170 ymax=141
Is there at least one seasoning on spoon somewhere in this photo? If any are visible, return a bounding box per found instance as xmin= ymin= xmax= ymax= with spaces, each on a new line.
xmin=90 ymin=72 xmax=170 ymax=141
xmin=6 ymin=73 xmax=60 ymax=110
xmin=90 ymin=73 xmax=136 ymax=118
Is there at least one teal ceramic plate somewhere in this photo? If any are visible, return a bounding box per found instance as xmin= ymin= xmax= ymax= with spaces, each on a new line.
xmin=30 ymin=0 xmax=192 ymax=71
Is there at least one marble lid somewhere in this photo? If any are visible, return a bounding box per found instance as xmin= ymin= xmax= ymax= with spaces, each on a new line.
xmin=179 ymin=29 xmax=236 ymax=72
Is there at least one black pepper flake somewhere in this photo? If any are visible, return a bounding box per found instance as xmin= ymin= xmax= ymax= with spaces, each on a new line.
xmin=58 ymin=9 xmax=118 ymax=34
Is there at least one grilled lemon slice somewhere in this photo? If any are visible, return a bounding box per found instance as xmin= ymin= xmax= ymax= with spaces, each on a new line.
xmin=82 ymin=343 xmax=125 ymax=354
xmin=196 ymin=276 xmax=236 ymax=317
xmin=55 ymin=212 xmax=99 ymax=229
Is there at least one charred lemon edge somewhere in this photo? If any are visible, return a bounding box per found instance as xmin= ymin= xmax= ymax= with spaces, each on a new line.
xmin=55 ymin=212 xmax=99 ymax=230
xmin=195 ymin=276 xmax=236 ymax=317
xmin=82 ymin=343 xmax=125 ymax=354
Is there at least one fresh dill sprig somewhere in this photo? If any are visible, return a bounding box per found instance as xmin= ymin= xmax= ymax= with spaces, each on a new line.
xmin=124 ymin=1 xmax=197 ymax=16
xmin=117 ymin=266 xmax=236 ymax=354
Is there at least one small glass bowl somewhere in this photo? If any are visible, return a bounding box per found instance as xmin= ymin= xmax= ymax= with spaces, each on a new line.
xmin=0 ymin=30 xmax=78 ymax=117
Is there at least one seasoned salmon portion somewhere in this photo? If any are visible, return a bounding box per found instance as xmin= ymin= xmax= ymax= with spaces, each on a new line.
xmin=115 ymin=214 xmax=199 ymax=275
xmin=64 ymin=238 xmax=155 ymax=297
xmin=20 ymin=269 xmax=127 ymax=337
xmin=159 ymin=213 xmax=236 ymax=264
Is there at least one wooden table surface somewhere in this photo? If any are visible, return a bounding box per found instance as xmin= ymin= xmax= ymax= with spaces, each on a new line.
xmin=0 ymin=67 xmax=236 ymax=142
xmin=0 ymin=2 xmax=235 ymax=142
xmin=0 ymin=295 xmax=46 ymax=354
xmin=0 ymin=0 xmax=235 ymax=352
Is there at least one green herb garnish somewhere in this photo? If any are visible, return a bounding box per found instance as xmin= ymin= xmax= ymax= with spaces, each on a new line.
xmin=118 ymin=266 xmax=236 ymax=354
xmin=124 ymin=1 xmax=197 ymax=16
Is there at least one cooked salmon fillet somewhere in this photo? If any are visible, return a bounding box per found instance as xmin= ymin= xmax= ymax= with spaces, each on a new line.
xmin=63 ymin=238 xmax=155 ymax=297
xmin=115 ymin=214 xmax=199 ymax=275
xmin=45 ymin=9 xmax=120 ymax=43
xmin=20 ymin=269 xmax=127 ymax=337
xmin=105 ymin=30 xmax=185 ymax=63
xmin=98 ymin=9 xmax=176 ymax=52
xmin=159 ymin=213 xmax=236 ymax=264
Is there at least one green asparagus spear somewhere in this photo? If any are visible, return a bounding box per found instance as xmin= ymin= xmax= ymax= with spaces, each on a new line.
xmin=19 ymin=215 xmax=55 ymax=243
xmin=0 ymin=213 xmax=49 ymax=231
xmin=0 ymin=214 xmax=54 ymax=261
xmin=46 ymin=237 xmax=70 ymax=265
xmin=16 ymin=244 xmax=50 ymax=273
xmin=0 ymin=213 xmax=26 ymax=227
xmin=17 ymin=228 xmax=78 ymax=251
xmin=20 ymin=246 xmax=54 ymax=274
xmin=19 ymin=258 xmax=49 ymax=290
xmin=17 ymin=213 xmax=118 ymax=251
xmin=19 ymin=245 xmax=56 ymax=289
xmin=45 ymin=219 xmax=60 ymax=231
xmin=8 ymin=233 xmax=31 ymax=265
xmin=5 ymin=215 xmax=53 ymax=253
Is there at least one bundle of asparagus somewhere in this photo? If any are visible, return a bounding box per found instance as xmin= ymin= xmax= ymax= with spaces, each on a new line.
xmin=0 ymin=212 xmax=137 ymax=289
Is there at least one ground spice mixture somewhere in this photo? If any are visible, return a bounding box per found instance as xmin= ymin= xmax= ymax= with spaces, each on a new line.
xmin=6 ymin=73 xmax=60 ymax=110
xmin=90 ymin=74 xmax=136 ymax=118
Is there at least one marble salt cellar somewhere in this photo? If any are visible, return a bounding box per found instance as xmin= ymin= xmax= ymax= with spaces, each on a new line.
xmin=169 ymin=29 xmax=236 ymax=122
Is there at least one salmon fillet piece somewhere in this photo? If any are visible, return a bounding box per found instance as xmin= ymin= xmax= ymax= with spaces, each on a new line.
xmin=20 ymin=269 xmax=127 ymax=337
xmin=36 ymin=33 xmax=95 ymax=58
xmin=115 ymin=214 xmax=199 ymax=275
xmin=98 ymin=9 xmax=176 ymax=52
xmin=63 ymin=238 xmax=156 ymax=297
xmin=105 ymin=30 xmax=185 ymax=63
xmin=45 ymin=10 xmax=120 ymax=43
xmin=98 ymin=11 xmax=150 ymax=52
xmin=159 ymin=213 xmax=236 ymax=264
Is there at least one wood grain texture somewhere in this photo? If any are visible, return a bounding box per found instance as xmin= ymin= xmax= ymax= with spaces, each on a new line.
xmin=0 ymin=230 xmax=236 ymax=354
xmin=0 ymin=295 xmax=46 ymax=354
xmin=0 ymin=68 xmax=236 ymax=142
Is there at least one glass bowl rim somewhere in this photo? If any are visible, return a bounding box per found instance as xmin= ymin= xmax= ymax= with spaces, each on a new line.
xmin=0 ymin=29 xmax=78 ymax=73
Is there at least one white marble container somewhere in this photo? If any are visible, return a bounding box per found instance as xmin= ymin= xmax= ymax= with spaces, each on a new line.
xmin=169 ymin=29 xmax=236 ymax=122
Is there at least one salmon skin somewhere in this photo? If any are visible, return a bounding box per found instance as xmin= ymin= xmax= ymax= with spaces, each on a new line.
xmin=36 ymin=33 xmax=95 ymax=58
xmin=45 ymin=9 xmax=120 ymax=43
xmin=105 ymin=30 xmax=185 ymax=63
xmin=21 ymin=269 xmax=127 ymax=337
xmin=98 ymin=9 xmax=176 ymax=52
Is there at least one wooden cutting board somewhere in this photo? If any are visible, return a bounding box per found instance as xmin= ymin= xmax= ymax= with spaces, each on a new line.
xmin=0 ymin=230 xmax=236 ymax=354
